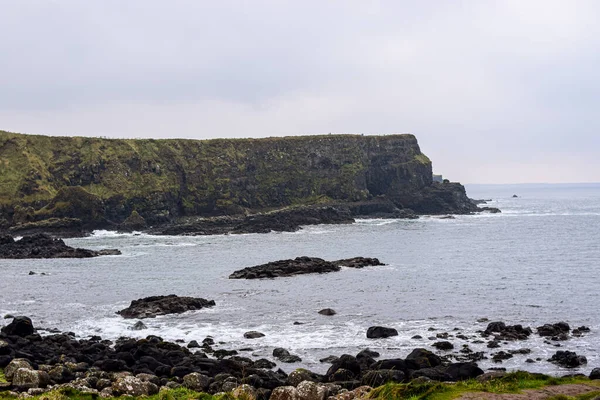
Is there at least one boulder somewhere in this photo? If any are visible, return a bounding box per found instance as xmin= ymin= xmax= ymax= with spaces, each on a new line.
xmin=548 ymin=351 xmax=587 ymax=368
xmin=12 ymin=368 xmax=51 ymax=390
xmin=589 ymin=368 xmax=600 ymax=380
xmin=326 ymin=355 xmax=361 ymax=381
xmin=296 ymin=380 xmax=327 ymax=400
xmin=112 ymin=375 xmax=159 ymax=396
xmin=366 ymin=326 xmax=398 ymax=339
xmin=444 ymin=362 xmax=484 ymax=380
xmin=1 ymin=316 xmax=34 ymax=337
xmin=270 ymin=385 xmax=299 ymax=400
xmin=288 ymin=369 xmax=323 ymax=387
xmin=5 ymin=358 xmax=33 ymax=380
xmin=233 ymin=384 xmax=258 ymax=400
xmin=117 ymin=294 xmax=216 ymax=319
xmin=183 ymin=372 xmax=211 ymax=391
xmin=405 ymin=348 xmax=442 ymax=369
xmin=130 ymin=321 xmax=148 ymax=331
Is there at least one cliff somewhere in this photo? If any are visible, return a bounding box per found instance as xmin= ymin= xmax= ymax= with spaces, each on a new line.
xmin=0 ymin=130 xmax=478 ymax=235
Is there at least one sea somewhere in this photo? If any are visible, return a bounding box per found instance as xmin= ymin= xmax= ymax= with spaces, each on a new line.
xmin=1 ymin=183 xmax=599 ymax=375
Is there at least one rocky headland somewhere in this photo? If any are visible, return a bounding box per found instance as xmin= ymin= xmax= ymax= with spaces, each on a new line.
xmin=0 ymin=233 xmax=120 ymax=259
xmin=228 ymin=257 xmax=384 ymax=279
xmin=0 ymin=130 xmax=497 ymax=238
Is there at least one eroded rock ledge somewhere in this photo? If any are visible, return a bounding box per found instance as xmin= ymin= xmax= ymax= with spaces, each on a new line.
xmin=0 ymin=233 xmax=120 ymax=259
xmin=116 ymin=295 xmax=216 ymax=319
xmin=229 ymin=256 xmax=384 ymax=279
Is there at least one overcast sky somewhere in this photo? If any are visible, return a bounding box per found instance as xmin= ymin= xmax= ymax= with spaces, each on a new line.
xmin=1 ymin=1 xmax=599 ymax=183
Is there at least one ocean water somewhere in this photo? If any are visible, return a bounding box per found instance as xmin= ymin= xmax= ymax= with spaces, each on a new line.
xmin=1 ymin=183 xmax=599 ymax=375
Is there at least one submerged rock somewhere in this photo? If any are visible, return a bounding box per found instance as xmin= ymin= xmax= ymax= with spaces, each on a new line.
xmin=116 ymin=295 xmax=216 ymax=319
xmin=0 ymin=233 xmax=120 ymax=259
xmin=229 ymin=257 xmax=384 ymax=279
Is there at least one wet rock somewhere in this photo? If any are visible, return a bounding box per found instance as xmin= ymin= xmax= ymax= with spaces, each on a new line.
xmin=572 ymin=326 xmax=590 ymax=336
xmin=405 ymin=348 xmax=442 ymax=369
xmin=492 ymin=351 xmax=513 ymax=363
xmin=183 ymin=372 xmax=210 ymax=391
xmin=254 ymin=358 xmax=277 ymax=369
xmin=1 ymin=316 xmax=35 ymax=337
xmin=273 ymin=348 xmax=302 ymax=363
xmin=244 ymin=331 xmax=266 ymax=339
xmin=537 ymin=322 xmax=570 ymax=337
xmin=483 ymin=322 xmax=532 ymax=341
xmin=116 ymin=294 xmax=216 ymax=319
xmin=432 ymin=341 xmax=454 ymax=351
xmin=229 ymin=257 xmax=384 ymax=279
xmin=326 ymin=355 xmax=361 ymax=381
xmin=548 ymin=351 xmax=587 ymax=368
xmin=318 ymin=309 xmax=336 ymax=316
xmin=366 ymin=326 xmax=398 ymax=339
xmin=187 ymin=340 xmax=200 ymax=348
xmin=130 ymin=321 xmax=148 ymax=331
xmin=0 ymin=233 xmax=119 ymax=259
xmin=589 ymin=368 xmax=600 ymax=380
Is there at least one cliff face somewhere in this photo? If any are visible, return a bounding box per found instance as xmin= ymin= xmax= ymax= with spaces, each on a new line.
xmin=0 ymin=130 xmax=476 ymax=232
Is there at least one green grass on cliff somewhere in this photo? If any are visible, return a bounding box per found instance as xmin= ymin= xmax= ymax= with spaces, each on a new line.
xmin=0 ymin=369 xmax=6 ymax=383
xmin=368 ymin=372 xmax=599 ymax=400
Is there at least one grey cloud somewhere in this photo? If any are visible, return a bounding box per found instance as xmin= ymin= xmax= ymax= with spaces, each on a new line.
xmin=0 ymin=0 xmax=599 ymax=183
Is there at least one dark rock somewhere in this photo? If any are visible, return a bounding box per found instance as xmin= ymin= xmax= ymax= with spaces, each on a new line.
xmin=483 ymin=322 xmax=532 ymax=341
xmin=330 ymin=368 xmax=355 ymax=382
xmin=357 ymin=348 xmax=380 ymax=359
xmin=1 ymin=316 xmax=35 ymax=337
xmin=229 ymin=256 xmax=384 ymax=279
xmin=589 ymin=368 xmax=600 ymax=380
xmin=411 ymin=366 xmax=452 ymax=382
xmin=492 ymin=351 xmax=513 ymax=362
xmin=406 ymin=348 xmax=442 ymax=369
xmin=366 ymin=326 xmax=398 ymax=339
xmin=130 ymin=321 xmax=148 ymax=331
xmin=432 ymin=341 xmax=454 ymax=351
xmin=320 ymin=356 xmax=339 ymax=363
xmin=0 ymin=233 xmax=119 ymax=259
xmin=187 ymin=340 xmax=200 ymax=348
xmin=537 ymin=322 xmax=570 ymax=337
xmin=119 ymin=211 xmax=147 ymax=232
xmin=548 ymin=351 xmax=587 ymax=368
xmin=444 ymin=362 xmax=484 ymax=380
xmin=326 ymin=355 xmax=361 ymax=381
xmin=117 ymin=295 xmax=216 ymax=319
xmin=318 ymin=308 xmax=336 ymax=316
xmin=572 ymin=326 xmax=590 ymax=337
xmin=412 ymin=335 xmax=423 ymax=339
xmin=361 ymin=369 xmax=405 ymax=386
xmin=254 ymin=358 xmax=277 ymax=369
xmin=244 ymin=331 xmax=265 ymax=339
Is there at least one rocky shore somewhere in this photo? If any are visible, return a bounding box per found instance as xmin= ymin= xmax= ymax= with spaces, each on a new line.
xmin=0 ymin=233 xmax=120 ymax=259
xmin=1 ymin=312 xmax=598 ymax=399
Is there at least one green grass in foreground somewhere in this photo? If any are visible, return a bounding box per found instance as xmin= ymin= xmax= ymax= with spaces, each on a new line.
xmin=0 ymin=369 xmax=6 ymax=384
xmin=368 ymin=371 xmax=600 ymax=400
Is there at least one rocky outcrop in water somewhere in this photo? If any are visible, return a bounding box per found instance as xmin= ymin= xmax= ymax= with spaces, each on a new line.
xmin=0 ymin=233 xmax=120 ymax=259
xmin=228 ymin=257 xmax=384 ymax=279
xmin=116 ymin=295 xmax=216 ymax=319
